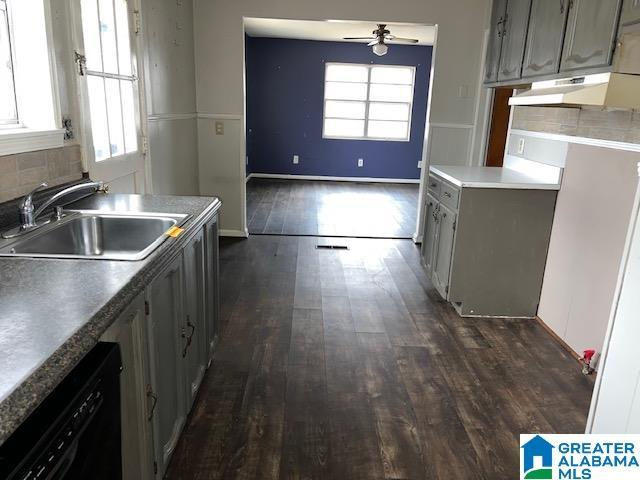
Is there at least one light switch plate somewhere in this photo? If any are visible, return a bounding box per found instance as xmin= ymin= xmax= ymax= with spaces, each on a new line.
xmin=293 ymin=155 xmax=299 ymax=164
xmin=358 ymin=158 xmax=364 ymax=167
xmin=215 ymin=121 xmax=224 ymax=135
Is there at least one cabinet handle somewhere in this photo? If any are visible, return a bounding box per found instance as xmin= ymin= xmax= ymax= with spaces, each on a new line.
xmin=146 ymin=385 xmax=158 ymax=422
xmin=430 ymin=182 xmax=437 ymax=188
xmin=443 ymin=191 xmax=452 ymax=198
xmin=496 ymin=16 xmax=505 ymax=37
xmin=181 ymin=316 xmax=196 ymax=358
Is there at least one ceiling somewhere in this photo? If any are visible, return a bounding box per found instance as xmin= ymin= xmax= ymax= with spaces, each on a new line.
xmin=244 ymin=18 xmax=436 ymax=46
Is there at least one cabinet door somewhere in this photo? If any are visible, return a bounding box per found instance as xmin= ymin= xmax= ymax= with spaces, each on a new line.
xmin=484 ymin=0 xmax=509 ymax=83
xmin=204 ymin=216 xmax=220 ymax=362
xmin=421 ymin=195 xmax=439 ymax=275
xmin=146 ymin=254 xmax=185 ymax=478
xmin=498 ymin=0 xmax=533 ymax=81
xmin=522 ymin=0 xmax=569 ymax=78
xmin=182 ymin=230 xmax=207 ymax=409
xmin=560 ymin=0 xmax=622 ymax=72
xmin=100 ymin=294 xmax=154 ymax=480
xmin=621 ymin=0 xmax=640 ymax=25
xmin=432 ymin=204 xmax=456 ymax=300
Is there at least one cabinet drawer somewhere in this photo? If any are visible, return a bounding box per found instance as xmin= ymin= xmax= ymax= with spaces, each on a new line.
xmin=440 ymin=183 xmax=460 ymax=210
xmin=427 ymin=175 xmax=441 ymax=199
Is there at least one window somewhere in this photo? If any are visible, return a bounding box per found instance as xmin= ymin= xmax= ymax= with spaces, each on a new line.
xmin=323 ymin=63 xmax=415 ymax=141
xmin=0 ymin=0 xmax=17 ymax=126
xmin=0 ymin=0 xmax=65 ymax=155
xmin=81 ymin=0 xmax=137 ymax=161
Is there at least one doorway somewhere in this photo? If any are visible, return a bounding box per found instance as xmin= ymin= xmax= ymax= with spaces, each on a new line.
xmin=243 ymin=18 xmax=435 ymax=239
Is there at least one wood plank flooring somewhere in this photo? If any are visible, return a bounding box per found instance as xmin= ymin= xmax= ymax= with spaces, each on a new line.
xmin=166 ymin=235 xmax=594 ymax=480
xmin=246 ymin=179 xmax=419 ymax=238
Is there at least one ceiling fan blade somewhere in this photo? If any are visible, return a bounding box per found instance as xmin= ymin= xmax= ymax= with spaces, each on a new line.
xmin=343 ymin=36 xmax=375 ymax=40
xmin=387 ymin=37 xmax=419 ymax=43
xmin=367 ymin=39 xmax=380 ymax=46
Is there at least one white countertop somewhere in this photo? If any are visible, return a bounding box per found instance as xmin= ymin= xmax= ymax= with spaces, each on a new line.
xmin=429 ymin=163 xmax=561 ymax=190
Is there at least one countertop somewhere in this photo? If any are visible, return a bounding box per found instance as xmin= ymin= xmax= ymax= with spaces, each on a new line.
xmin=429 ymin=165 xmax=561 ymax=190
xmin=0 ymin=193 xmax=222 ymax=445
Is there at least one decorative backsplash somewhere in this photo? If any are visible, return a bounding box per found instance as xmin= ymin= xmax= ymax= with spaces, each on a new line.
xmin=0 ymin=145 xmax=84 ymax=203
xmin=512 ymin=106 xmax=640 ymax=145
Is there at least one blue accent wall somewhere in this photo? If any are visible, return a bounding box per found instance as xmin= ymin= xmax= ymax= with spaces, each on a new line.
xmin=245 ymin=37 xmax=432 ymax=180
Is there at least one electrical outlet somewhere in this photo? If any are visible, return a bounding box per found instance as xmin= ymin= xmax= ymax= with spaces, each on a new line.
xmin=215 ymin=121 xmax=224 ymax=135
xmin=293 ymin=155 xmax=299 ymax=164
xmin=517 ymin=138 xmax=526 ymax=155
xmin=358 ymin=158 xmax=364 ymax=167
xmin=417 ymin=161 xmax=423 ymax=169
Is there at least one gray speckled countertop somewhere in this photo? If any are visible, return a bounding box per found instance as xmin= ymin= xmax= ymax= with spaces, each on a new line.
xmin=0 ymin=193 xmax=221 ymax=445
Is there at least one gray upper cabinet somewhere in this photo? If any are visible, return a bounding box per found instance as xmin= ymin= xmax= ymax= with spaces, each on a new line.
xmin=621 ymin=0 xmax=640 ymax=25
xmin=498 ymin=0 xmax=532 ymax=81
xmin=560 ymin=0 xmax=623 ymax=72
xmin=485 ymin=0 xmax=508 ymax=83
xmin=432 ymin=204 xmax=456 ymax=300
xmin=522 ymin=0 xmax=569 ymax=78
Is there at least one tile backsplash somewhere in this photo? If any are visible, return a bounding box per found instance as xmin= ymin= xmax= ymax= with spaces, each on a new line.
xmin=0 ymin=145 xmax=84 ymax=203
xmin=512 ymin=106 xmax=640 ymax=145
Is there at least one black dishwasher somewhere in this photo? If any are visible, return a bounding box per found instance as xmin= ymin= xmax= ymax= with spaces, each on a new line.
xmin=0 ymin=342 xmax=122 ymax=480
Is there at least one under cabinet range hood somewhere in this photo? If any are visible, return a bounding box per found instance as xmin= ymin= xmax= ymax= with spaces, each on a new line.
xmin=509 ymin=73 xmax=640 ymax=109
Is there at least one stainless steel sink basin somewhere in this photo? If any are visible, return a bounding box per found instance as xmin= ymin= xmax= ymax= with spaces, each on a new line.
xmin=0 ymin=210 xmax=190 ymax=260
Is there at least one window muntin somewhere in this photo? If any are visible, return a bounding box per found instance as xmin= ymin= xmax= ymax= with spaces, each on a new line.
xmin=0 ymin=0 xmax=18 ymax=126
xmin=81 ymin=0 xmax=137 ymax=162
xmin=323 ymin=63 xmax=415 ymax=141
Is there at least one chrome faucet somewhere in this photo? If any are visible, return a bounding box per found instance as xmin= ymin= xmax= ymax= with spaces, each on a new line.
xmin=4 ymin=181 xmax=108 ymax=238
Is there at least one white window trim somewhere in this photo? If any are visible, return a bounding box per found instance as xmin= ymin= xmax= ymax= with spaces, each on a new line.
xmin=322 ymin=62 xmax=416 ymax=143
xmin=0 ymin=0 xmax=65 ymax=156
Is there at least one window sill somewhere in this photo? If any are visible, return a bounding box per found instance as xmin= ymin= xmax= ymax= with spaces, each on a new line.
xmin=0 ymin=128 xmax=66 ymax=156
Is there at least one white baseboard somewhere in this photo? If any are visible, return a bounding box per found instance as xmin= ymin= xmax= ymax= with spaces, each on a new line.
xmin=220 ymin=228 xmax=249 ymax=238
xmin=246 ymin=173 xmax=420 ymax=184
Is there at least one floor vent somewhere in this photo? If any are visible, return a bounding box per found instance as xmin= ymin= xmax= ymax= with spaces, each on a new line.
xmin=316 ymin=244 xmax=349 ymax=250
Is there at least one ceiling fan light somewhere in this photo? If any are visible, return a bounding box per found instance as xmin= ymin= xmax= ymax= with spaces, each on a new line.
xmin=372 ymin=42 xmax=388 ymax=56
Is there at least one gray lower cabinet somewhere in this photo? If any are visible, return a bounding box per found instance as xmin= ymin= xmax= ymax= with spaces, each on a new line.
xmin=100 ymin=293 xmax=154 ymax=480
xmin=484 ymin=0 xmax=508 ymax=83
xmin=621 ymin=0 xmax=640 ymax=24
xmin=498 ymin=0 xmax=532 ymax=81
xmin=421 ymin=173 xmax=557 ymax=318
xmin=420 ymin=194 xmax=439 ymax=274
xmin=522 ymin=0 xmax=569 ymax=78
xmin=204 ymin=215 xmax=220 ymax=361
xmin=431 ymin=203 xmax=456 ymax=300
xmin=560 ymin=0 xmax=623 ymax=72
xmin=182 ymin=230 xmax=207 ymax=409
xmin=146 ymin=253 xmax=186 ymax=478
xmin=97 ymin=213 xmax=221 ymax=479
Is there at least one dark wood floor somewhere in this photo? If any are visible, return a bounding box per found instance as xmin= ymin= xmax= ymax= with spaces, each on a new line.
xmin=246 ymin=179 xmax=419 ymax=238
xmin=166 ymin=235 xmax=594 ymax=480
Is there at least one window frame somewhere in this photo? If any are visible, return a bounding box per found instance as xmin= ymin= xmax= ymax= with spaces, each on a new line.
xmin=322 ymin=62 xmax=416 ymax=143
xmin=0 ymin=0 xmax=19 ymax=127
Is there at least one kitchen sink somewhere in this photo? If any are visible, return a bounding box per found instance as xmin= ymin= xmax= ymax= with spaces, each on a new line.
xmin=0 ymin=210 xmax=190 ymax=260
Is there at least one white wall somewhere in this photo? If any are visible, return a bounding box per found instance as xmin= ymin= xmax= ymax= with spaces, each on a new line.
xmin=537 ymin=144 xmax=639 ymax=359
xmin=143 ymin=0 xmax=199 ymax=195
xmin=588 ymin=166 xmax=640 ymax=433
xmin=192 ymin=0 xmax=492 ymax=232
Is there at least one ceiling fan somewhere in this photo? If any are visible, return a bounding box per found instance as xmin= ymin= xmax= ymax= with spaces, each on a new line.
xmin=344 ymin=24 xmax=419 ymax=56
